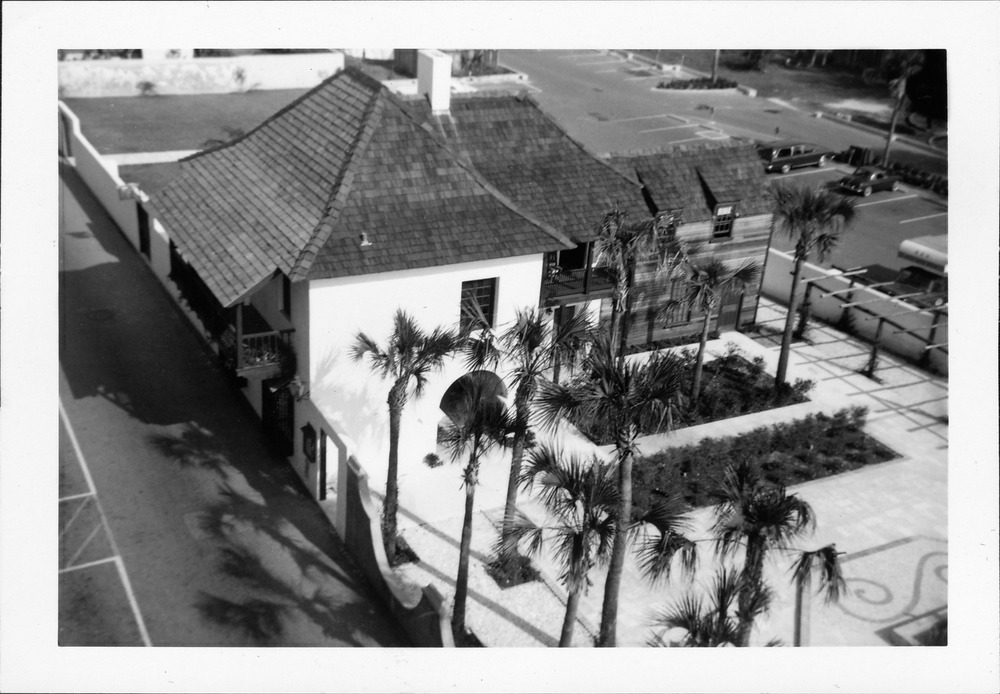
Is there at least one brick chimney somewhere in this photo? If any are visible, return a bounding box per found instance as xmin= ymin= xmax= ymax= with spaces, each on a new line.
xmin=417 ymin=49 xmax=451 ymax=114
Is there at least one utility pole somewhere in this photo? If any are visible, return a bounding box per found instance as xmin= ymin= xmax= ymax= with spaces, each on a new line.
xmin=712 ymin=49 xmax=720 ymax=84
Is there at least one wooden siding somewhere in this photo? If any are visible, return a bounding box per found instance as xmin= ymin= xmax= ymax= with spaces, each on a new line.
xmin=600 ymin=214 xmax=773 ymax=348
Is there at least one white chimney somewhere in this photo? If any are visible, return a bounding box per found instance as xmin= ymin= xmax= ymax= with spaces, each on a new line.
xmin=417 ymin=49 xmax=451 ymax=114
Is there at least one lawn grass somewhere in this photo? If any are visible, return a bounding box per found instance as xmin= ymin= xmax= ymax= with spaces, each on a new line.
xmin=631 ymin=406 xmax=897 ymax=517
xmin=631 ymin=50 xmax=891 ymax=108
xmin=64 ymin=89 xmax=309 ymax=154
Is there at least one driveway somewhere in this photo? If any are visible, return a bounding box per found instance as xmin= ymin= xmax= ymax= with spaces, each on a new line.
xmin=58 ymin=161 xmax=407 ymax=647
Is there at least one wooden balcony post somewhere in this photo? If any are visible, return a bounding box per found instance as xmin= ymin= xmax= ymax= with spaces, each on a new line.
xmin=235 ymin=302 xmax=245 ymax=370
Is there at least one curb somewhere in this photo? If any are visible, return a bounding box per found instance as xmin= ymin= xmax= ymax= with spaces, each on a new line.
xmin=812 ymin=112 xmax=947 ymax=158
xmin=611 ymin=50 xmax=945 ymax=158
xmin=611 ymin=50 xmax=757 ymax=97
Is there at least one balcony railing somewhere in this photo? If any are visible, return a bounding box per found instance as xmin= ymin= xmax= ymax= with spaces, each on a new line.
xmin=541 ymin=264 xmax=615 ymax=305
xmin=217 ymin=302 xmax=294 ymax=373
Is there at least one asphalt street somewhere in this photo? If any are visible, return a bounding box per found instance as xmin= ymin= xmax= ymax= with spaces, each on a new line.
xmin=500 ymin=50 xmax=947 ymax=174
xmin=499 ymin=50 xmax=948 ymax=273
xmin=57 ymin=161 xmax=407 ymax=647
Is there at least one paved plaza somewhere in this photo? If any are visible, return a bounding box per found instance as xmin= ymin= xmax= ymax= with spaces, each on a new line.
xmin=391 ymin=299 xmax=949 ymax=648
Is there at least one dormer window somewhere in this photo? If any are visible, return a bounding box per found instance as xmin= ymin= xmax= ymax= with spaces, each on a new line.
xmin=712 ymin=203 xmax=738 ymax=241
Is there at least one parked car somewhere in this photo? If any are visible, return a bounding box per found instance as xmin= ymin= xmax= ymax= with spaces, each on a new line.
xmin=756 ymin=141 xmax=836 ymax=174
xmin=838 ymin=166 xmax=901 ymax=196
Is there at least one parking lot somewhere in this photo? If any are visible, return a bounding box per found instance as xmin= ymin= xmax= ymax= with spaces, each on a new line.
xmin=59 ymin=408 xmax=150 ymax=646
xmin=764 ymin=163 xmax=948 ymax=272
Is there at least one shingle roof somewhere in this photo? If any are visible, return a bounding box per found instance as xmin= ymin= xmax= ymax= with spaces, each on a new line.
xmin=607 ymin=142 xmax=773 ymax=223
xmin=148 ymin=68 xmax=573 ymax=307
xmin=405 ymin=94 xmax=647 ymax=242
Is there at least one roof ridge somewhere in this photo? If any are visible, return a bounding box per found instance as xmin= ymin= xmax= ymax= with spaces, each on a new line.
xmin=608 ymin=139 xmax=756 ymax=160
xmin=521 ymin=92 xmax=644 ymax=189
xmin=180 ymin=67 xmax=379 ymax=164
xmin=289 ymin=82 xmax=387 ymax=281
xmin=388 ymin=92 xmax=576 ymax=250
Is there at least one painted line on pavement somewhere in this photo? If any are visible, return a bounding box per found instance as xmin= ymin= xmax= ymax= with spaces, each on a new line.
xmin=65 ymin=524 xmax=104 ymax=569
xmin=670 ymin=134 xmax=728 ymax=145
xmin=855 ymin=194 xmax=919 ymax=208
xmin=638 ymin=123 xmax=701 ymax=133
xmin=59 ymin=556 xmax=118 ymax=574
xmin=575 ymin=59 xmax=626 ymax=67
xmin=900 ymin=212 xmax=948 ymax=224
xmin=59 ymin=496 xmax=94 ymax=539
xmin=608 ymin=113 xmax=685 ymax=124
xmin=59 ymin=400 xmax=152 ymax=646
xmin=59 ymin=491 xmax=95 ymax=503
xmin=777 ymin=168 xmax=837 ymax=179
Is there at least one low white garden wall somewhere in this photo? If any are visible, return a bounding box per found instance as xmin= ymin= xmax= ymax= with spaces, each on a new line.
xmin=59 ymin=102 xmax=172 ymax=285
xmin=762 ymin=249 xmax=947 ymax=375
xmin=58 ymin=52 xmax=345 ymax=98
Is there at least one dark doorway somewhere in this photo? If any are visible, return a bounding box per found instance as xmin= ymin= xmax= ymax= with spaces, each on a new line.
xmin=262 ymin=378 xmax=294 ymax=456
xmin=137 ymin=204 xmax=151 ymax=260
xmin=318 ymin=430 xmax=328 ymax=501
xmin=716 ymin=287 xmax=743 ymax=332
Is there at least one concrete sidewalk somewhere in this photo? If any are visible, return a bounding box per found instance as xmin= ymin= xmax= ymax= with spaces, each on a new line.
xmin=394 ymin=297 xmax=948 ymax=647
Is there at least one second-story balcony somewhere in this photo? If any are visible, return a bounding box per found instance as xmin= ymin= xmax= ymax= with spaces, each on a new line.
xmin=218 ymin=303 xmax=294 ymax=374
xmin=541 ymin=258 xmax=615 ymax=306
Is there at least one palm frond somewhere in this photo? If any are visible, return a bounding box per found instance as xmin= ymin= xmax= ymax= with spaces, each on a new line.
xmin=790 ymin=544 xmax=846 ymax=604
xmin=634 ymin=494 xmax=698 ymax=584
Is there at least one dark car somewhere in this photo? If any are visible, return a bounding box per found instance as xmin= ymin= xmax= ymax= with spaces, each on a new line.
xmin=756 ymin=141 xmax=836 ymax=174
xmin=838 ymin=166 xmax=901 ymax=196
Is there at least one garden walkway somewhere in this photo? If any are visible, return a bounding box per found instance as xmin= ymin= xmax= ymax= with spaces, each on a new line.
xmin=395 ymin=297 xmax=949 ymax=647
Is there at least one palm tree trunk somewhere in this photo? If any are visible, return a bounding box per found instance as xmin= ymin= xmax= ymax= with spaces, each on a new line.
xmin=793 ymin=567 xmax=812 ymax=647
xmin=691 ymin=309 xmax=713 ymax=402
xmin=560 ymin=587 xmax=582 ymax=647
xmin=775 ymin=255 xmax=805 ymax=389
xmin=882 ymin=98 xmax=903 ymax=167
xmin=738 ymin=539 xmax=766 ymax=646
xmin=616 ymin=262 xmax=638 ymax=362
xmin=452 ymin=454 xmax=479 ymax=638
xmin=711 ymin=49 xmax=720 ymax=83
xmin=598 ymin=447 xmax=633 ymax=646
xmin=383 ymin=385 xmax=405 ymax=560
xmin=500 ymin=417 xmax=527 ymax=547
xmin=609 ymin=293 xmax=624 ymax=362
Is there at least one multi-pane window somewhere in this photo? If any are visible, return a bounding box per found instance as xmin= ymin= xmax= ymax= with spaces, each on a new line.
xmin=460 ymin=278 xmax=497 ymax=330
xmin=712 ymin=203 xmax=737 ymax=240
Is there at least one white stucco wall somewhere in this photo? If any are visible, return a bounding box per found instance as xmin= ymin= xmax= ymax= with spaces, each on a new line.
xmin=762 ymin=248 xmax=948 ymax=374
xmin=303 ymin=254 xmax=549 ymax=499
xmin=58 ymin=52 xmax=346 ymax=98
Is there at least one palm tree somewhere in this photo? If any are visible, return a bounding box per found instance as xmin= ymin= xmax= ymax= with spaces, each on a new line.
xmin=595 ymin=208 xmax=684 ymax=361
xmin=463 ymin=307 xmax=592 ymax=550
xmin=881 ymin=50 xmax=926 ymax=166
xmin=535 ymin=333 xmax=687 ymax=646
xmin=710 ymin=460 xmax=844 ymax=646
xmin=350 ymin=310 xmax=462 ymax=562
xmin=648 ymin=567 xmax=750 ymax=647
xmin=500 ymin=444 xmax=619 ymax=647
xmin=663 ymin=256 xmax=760 ymax=403
xmin=437 ymin=377 xmax=515 ymax=641
xmin=770 ymin=186 xmax=856 ymax=389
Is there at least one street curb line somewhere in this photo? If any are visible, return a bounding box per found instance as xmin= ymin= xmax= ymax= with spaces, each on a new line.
xmin=611 ymin=50 xmax=946 ymax=157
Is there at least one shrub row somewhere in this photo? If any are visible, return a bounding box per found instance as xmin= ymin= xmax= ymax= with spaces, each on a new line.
xmin=568 ymin=343 xmax=814 ymax=445
xmin=656 ymin=77 xmax=739 ymax=90
xmin=631 ymin=406 xmax=897 ymax=517
xmin=885 ymin=162 xmax=948 ymax=197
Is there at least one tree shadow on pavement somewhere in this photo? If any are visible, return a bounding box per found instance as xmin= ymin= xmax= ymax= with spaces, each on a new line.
xmin=197 ymin=545 xmax=405 ymax=646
